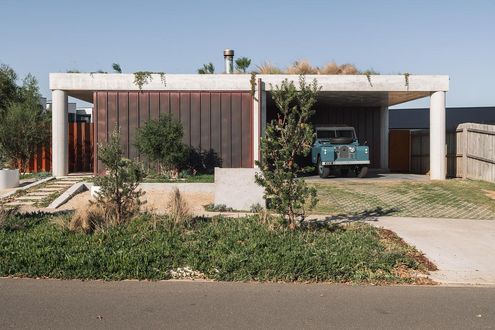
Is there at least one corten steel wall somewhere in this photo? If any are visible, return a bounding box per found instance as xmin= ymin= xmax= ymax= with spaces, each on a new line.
xmin=266 ymin=101 xmax=383 ymax=168
xmin=93 ymin=91 xmax=253 ymax=174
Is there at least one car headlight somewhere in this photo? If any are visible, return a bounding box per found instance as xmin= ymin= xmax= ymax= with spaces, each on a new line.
xmin=349 ymin=146 xmax=356 ymax=153
xmin=364 ymin=148 xmax=368 ymax=154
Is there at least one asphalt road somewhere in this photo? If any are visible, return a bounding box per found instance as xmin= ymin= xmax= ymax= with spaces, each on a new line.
xmin=1 ymin=279 xmax=494 ymax=330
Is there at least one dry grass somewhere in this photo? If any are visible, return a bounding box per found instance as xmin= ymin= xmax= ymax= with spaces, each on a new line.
xmin=256 ymin=61 xmax=283 ymax=74
xmin=338 ymin=63 xmax=359 ymax=75
xmin=286 ymin=59 xmax=318 ymax=74
xmin=167 ymin=188 xmax=192 ymax=227
xmin=318 ymin=61 xmax=340 ymax=74
xmin=68 ymin=204 xmax=107 ymax=234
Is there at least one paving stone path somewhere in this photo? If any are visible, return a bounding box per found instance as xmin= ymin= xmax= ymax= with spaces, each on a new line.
xmin=314 ymin=181 xmax=495 ymax=220
xmin=2 ymin=176 xmax=89 ymax=208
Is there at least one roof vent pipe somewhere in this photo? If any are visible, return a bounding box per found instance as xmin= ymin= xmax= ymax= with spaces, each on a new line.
xmin=224 ymin=49 xmax=234 ymax=74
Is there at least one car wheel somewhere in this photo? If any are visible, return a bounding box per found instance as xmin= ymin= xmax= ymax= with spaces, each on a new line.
xmin=340 ymin=168 xmax=349 ymax=177
xmin=317 ymin=157 xmax=330 ymax=178
xmin=357 ymin=166 xmax=368 ymax=178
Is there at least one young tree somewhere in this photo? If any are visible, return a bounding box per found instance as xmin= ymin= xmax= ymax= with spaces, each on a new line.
xmin=255 ymin=76 xmax=320 ymax=229
xmin=235 ymin=57 xmax=251 ymax=73
xmin=94 ymin=127 xmax=144 ymax=225
xmin=135 ymin=115 xmax=186 ymax=177
xmin=197 ymin=63 xmax=215 ymax=74
xmin=0 ymin=74 xmax=50 ymax=172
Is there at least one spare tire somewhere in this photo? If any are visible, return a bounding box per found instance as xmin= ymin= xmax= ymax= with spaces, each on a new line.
xmin=329 ymin=137 xmax=353 ymax=144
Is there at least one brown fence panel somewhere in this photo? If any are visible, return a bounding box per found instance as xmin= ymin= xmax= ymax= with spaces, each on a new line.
xmin=26 ymin=122 xmax=93 ymax=174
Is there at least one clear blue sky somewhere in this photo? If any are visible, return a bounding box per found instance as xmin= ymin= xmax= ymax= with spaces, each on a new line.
xmin=1 ymin=0 xmax=494 ymax=108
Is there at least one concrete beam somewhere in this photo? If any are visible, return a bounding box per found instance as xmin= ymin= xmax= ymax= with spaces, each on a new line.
xmin=52 ymin=90 xmax=68 ymax=177
xmin=429 ymin=91 xmax=447 ymax=180
xmin=50 ymin=73 xmax=449 ymax=93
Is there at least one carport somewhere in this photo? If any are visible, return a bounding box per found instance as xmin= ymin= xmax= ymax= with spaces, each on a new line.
xmin=49 ymin=73 xmax=449 ymax=179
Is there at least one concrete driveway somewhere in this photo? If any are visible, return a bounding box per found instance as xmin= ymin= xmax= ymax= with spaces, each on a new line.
xmin=371 ymin=217 xmax=495 ymax=285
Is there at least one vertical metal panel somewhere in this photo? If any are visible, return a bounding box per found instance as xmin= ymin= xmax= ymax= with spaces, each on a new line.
xmin=118 ymin=92 xmax=129 ymax=157
xmin=108 ymin=92 xmax=118 ymax=133
xmin=128 ymin=92 xmax=139 ymax=160
xmin=241 ymin=93 xmax=252 ymax=167
xmin=190 ymin=92 xmax=201 ymax=148
xmin=221 ymin=93 xmax=232 ymax=167
xmin=97 ymin=92 xmax=107 ymax=172
xmin=139 ymin=92 xmax=149 ymax=128
xmin=389 ymin=129 xmax=411 ymax=172
xmin=159 ymin=92 xmax=170 ymax=116
xmin=200 ymin=92 xmax=211 ymax=150
xmin=231 ymin=93 xmax=242 ymax=167
xmin=149 ymin=92 xmax=160 ymax=121
xmin=170 ymin=92 xmax=180 ymax=120
xmin=180 ymin=93 xmax=191 ymax=145
xmin=210 ymin=93 xmax=222 ymax=157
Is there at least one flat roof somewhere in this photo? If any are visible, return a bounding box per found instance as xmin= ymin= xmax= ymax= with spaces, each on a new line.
xmin=49 ymin=73 xmax=449 ymax=106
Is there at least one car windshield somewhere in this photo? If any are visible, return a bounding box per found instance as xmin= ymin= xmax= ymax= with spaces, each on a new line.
xmin=317 ymin=129 xmax=355 ymax=139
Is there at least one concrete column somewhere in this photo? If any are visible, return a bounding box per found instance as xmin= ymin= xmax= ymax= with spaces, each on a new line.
xmin=380 ymin=106 xmax=389 ymax=170
xmin=51 ymin=89 xmax=68 ymax=177
xmin=252 ymin=79 xmax=266 ymax=167
xmin=429 ymin=91 xmax=446 ymax=180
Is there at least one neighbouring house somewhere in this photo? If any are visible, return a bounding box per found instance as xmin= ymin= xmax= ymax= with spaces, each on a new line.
xmin=47 ymin=52 xmax=449 ymax=180
xmin=389 ymin=106 xmax=495 ymax=175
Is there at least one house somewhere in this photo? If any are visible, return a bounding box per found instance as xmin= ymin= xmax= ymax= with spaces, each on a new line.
xmin=48 ymin=53 xmax=449 ymax=180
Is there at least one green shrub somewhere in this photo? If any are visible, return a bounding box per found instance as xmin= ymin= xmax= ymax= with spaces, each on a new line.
xmin=135 ymin=115 xmax=186 ymax=178
xmin=94 ymin=127 xmax=145 ymax=226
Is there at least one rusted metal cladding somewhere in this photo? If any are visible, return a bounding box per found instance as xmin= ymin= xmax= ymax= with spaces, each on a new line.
xmin=266 ymin=103 xmax=383 ymax=168
xmin=93 ymin=91 xmax=253 ymax=174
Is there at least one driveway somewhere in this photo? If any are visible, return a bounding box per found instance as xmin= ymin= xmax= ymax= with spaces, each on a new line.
xmin=371 ymin=217 xmax=495 ymax=285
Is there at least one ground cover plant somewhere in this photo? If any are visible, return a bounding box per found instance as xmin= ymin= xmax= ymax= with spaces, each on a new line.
xmin=0 ymin=212 xmax=434 ymax=283
xmin=312 ymin=179 xmax=495 ymax=220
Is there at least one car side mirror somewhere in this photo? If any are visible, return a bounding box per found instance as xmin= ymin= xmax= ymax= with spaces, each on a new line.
xmin=364 ymin=140 xmax=368 ymax=145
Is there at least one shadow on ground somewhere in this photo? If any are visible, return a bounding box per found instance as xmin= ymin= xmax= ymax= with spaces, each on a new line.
xmin=302 ymin=207 xmax=398 ymax=230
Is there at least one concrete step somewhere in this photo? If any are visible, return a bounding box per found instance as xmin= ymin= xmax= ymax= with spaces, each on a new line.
xmin=5 ymin=201 xmax=35 ymax=206
xmin=16 ymin=195 xmax=46 ymax=201
xmin=38 ymin=188 xmax=64 ymax=192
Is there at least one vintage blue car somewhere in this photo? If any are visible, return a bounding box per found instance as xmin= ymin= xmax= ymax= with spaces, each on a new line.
xmin=311 ymin=126 xmax=370 ymax=178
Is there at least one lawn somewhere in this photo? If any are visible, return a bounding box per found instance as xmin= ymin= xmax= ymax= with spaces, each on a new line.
xmin=143 ymin=173 xmax=214 ymax=183
xmin=312 ymin=179 xmax=495 ymax=220
xmin=0 ymin=212 xmax=433 ymax=284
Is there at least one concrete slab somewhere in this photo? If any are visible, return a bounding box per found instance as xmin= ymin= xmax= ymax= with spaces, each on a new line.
xmin=214 ymin=168 xmax=264 ymax=211
xmin=370 ymin=217 xmax=495 ymax=285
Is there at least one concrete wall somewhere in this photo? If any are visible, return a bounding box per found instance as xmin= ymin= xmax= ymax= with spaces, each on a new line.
xmin=0 ymin=169 xmax=19 ymax=190
xmin=214 ymin=168 xmax=264 ymax=211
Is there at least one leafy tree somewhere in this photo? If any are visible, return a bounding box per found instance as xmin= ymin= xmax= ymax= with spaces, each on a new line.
xmin=112 ymin=63 xmax=122 ymax=73
xmin=94 ymin=127 xmax=145 ymax=225
xmin=198 ymin=62 xmax=215 ymax=74
xmin=135 ymin=115 xmax=186 ymax=177
xmin=235 ymin=57 xmax=252 ymax=73
xmin=255 ymin=76 xmax=320 ymax=229
xmin=0 ymin=74 xmax=50 ymax=172
xmin=0 ymin=64 xmax=18 ymax=116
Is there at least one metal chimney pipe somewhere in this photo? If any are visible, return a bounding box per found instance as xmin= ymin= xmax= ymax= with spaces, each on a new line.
xmin=224 ymin=49 xmax=234 ymax=74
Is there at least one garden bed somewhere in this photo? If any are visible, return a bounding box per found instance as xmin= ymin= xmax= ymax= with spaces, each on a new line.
xmin=0 ymin=213 xmax=434 ymax=284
